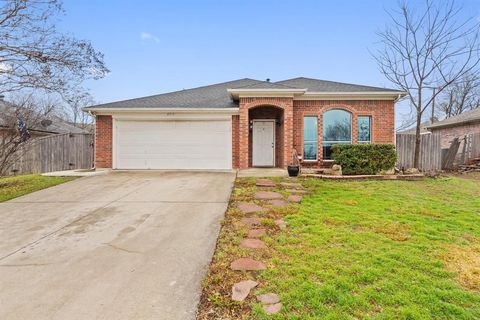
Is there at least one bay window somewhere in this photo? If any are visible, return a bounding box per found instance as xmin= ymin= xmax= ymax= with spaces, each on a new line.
xmin=322 ymin=109 xmax=352 ymax=159
xmin=303 ymin=116 xmax=318 ymax=161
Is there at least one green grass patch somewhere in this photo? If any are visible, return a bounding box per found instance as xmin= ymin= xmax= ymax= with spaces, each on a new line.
xmin=0 ymin=174 xmax=77 ymax=202
xmin=255 ymin=177 xmax=480 ymax=319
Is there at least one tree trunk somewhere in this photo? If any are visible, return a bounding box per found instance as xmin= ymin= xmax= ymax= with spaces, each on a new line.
xmin=413 ymin=112 xmax=422 ymax=169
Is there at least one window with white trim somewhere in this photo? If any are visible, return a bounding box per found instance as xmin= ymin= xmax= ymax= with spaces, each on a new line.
xmin=303 ymin=116 xmax=318 ymax=161
xmin=322 ymin=109 xmax=352 ymax=159
xmin=358 ymin=116 xmax=372 ymax=144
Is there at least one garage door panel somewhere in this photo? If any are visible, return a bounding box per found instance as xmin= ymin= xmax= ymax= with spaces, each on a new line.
xmin=115 ymin=120 xmax=232 ymax=169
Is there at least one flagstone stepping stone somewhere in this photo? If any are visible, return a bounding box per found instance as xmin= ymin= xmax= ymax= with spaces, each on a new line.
xmin=269 ymin=199 xmax=289 ymax=208
xmin=254 ymin=191 xmax=283 ymax=200
xmin=275 ymin=219 xmax=287 ymax=229
xmin=232 ymin=280 xmax=258 ymax=302
xmin=240 ymin=217 xmax=262 ymax=227
xmin=240 ymin=238 xmax=267 ymax=249
xmin=237 ymin=202 xmax=267 ymax=214
xmin=280 ymin=182 xmax=303 ymax=189
xmin=256 ymin=179 xmax=275 ymax=187
xmin=248 ymin=228 xmax=266 ymax=238
xmin=288 ymin=195 xmax=302 ymax=203
xmin=286 ymin=189 xmax=308 ymax=194
xmin=264 ymin=302 xmax=282 ymax=315
xmin=230 ymin=258 xmax=266 ymax=271
xmin=257 ymin=293 xmax=280 ymax=304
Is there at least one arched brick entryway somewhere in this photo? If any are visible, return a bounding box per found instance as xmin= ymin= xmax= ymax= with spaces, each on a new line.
xmin=238 ymin=97 xmax=294 ymax=169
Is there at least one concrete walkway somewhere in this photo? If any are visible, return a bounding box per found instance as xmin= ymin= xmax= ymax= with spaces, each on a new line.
xmin=0 ymin=171 xmax=235 ymax=320
xmin=237 ymin=168 xmax=288 ymax=177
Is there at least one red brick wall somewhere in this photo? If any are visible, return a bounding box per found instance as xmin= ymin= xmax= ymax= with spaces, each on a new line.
xmin=95 ymin=115 xmax=112 ymax=168
xmin=232 ymin=98 xmax=395 ymax=169
xmin=232 ymin=115 xmax=240 ymax=168
xmin=430 ymin=122 xmax=480 ymax=149
xmin=293 ymin=100 xmax=394 ymax=166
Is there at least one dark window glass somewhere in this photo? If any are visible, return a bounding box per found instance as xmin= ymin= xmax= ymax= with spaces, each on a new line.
xmin=303 ymin=117 xmax=318 ymax=160
xmin=358 ymin=116 xmax=371 ymax=143
xmin=322 ymin=109 xmax=352 ymax=159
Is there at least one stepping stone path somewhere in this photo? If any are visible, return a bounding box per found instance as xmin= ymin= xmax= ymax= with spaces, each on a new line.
xmin=288 ymin=195 xmax=302 ymax=203
xmin=257 ymin=293 xmax=280 ymax=304
xmin=264 ymin=302 xmax=282 ymax=315
xmin=280 ymin=182 xmax=303 ymax=189
xmin=231 ymin=258 xmax=266 ymax=271
xmin=248 ymin=228 xmax=266 ymax=238
xmin=240 ymin=217 xmax=262 ymax=227
xmin=255 ymin=191 xmax=283 ymax=200
xmin=237 ymin=202 xmax=266 ymax=214
xmin=256 ymin=179 xmax=275 ymax=187
xmin=286 ymin=189 xmax=308 ymax=194
xmin=275 ymin=219 xmax=287 ymax=229
xmin=240 ymin=238 xmax=266 ymax=249
xmin=269 ymin=199 xmax=289 ymax=208
xmin=231 ymin=280 xmax=258 ymax=302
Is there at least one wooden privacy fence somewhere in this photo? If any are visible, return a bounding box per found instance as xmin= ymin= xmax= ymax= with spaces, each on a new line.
xmin=396 ymin=133 xmax=442 ymax=171
xmin=10 ymin=133 xmax=94 ymax=175
xmin=460 ymin=132 xmax=480 ymax=164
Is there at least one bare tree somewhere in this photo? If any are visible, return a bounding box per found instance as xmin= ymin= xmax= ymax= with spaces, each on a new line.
xmin=374 ymin=0 xmax=480 ymax=168
xmin=439 ymin=73 xmax=480 ymax=118
xmin=0 ymin=0 xmax=109 ymax=95
xmin=62 ymin=89 xmax=95 ymax=128
xmin=0 ymin=94 xmax=58 ymax=175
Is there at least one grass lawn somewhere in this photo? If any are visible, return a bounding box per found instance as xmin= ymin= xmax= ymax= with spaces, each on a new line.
xmin=197 ymin=175 xmax=480 ymax=319
xmin=0 ymin=174 xmax=77 ymax=202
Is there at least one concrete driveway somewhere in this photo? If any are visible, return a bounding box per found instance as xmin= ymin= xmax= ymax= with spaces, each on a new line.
xmin=0 ymin=171 xmax=235 ymax=320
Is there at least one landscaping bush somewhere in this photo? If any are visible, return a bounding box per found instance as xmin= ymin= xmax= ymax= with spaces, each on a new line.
xmin=331 ymin=144 xmax=397 ymax=175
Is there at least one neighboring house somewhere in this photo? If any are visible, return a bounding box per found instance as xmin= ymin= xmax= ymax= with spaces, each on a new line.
xmin=84 ymin=77 xmax=405 ymax=170
xmin=397 ymin=121 xmax=432 ymax=135
xmin=0 ymin=99 xmax=89 ymax=136
xmin=426 ymin=108 xmax=480 ymax=148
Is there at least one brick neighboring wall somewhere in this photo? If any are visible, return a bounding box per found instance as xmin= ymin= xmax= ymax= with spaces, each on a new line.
xmin=430 ymin=121 xmax=480 ymax=149
xmin=293 ymin=100 xmax=395 ymax=164
xmin=95 ymin=115 xmax=112 ymax=168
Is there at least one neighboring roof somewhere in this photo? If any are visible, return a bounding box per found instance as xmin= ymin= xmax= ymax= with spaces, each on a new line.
xmin=85 ymin=77 xmax=405 ymax=111
xmin=275 ymin=77 xmax=402 ymax=93
xmin=398 ymin=121 xmax=432 ymax=135
xmin=427 ymin=108 xmax=480 ymax=129
xmin=0 ymin=100 xmax=88 ymax=134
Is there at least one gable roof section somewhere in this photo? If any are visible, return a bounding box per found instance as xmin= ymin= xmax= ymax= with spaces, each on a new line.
xmin=275 ymin=77 xmax=401 ymax=93
xmin=427 ymin=108 xmax=480 ymax=129
xmin=85 ymin=78 xmax=262 ymax=110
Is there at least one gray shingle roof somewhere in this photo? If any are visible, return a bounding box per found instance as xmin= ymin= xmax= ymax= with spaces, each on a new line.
xmin=85 ymin=77 xmax=404 ymax=110
xmin=85 ymin=78 xmax=263 ymax=110
xmin=275 ymin=77 xmax=401 ymax=92
xmin=427 ymin=108 xmax=480 ymax=129
xmin=232 ymin=81 xmax=298 ymax=89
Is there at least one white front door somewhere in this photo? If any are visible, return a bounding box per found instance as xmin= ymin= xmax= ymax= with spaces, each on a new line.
xmin=252 ymin=121 xmax=275 ymax=167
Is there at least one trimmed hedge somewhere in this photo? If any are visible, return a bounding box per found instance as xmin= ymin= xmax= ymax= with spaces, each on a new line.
xmin=331 ymin=144 xmax=397 ymax=175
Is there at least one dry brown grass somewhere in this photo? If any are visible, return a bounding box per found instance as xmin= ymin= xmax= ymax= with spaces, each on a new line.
xmin=374 ymin=221 xmax=410 ymax=241
xmin=443 ymin=239 xmax=480 ymax=292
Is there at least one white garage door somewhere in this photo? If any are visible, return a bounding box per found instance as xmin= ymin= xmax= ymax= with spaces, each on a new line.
xmin=114 ymin=120 xmax=232 ymax=170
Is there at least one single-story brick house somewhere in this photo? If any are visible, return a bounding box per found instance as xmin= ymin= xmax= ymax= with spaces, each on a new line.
xmin=426 ymin=107 xmax=480 ymax=148
xmin=84 ymin=77 xmax=405 ymax=170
